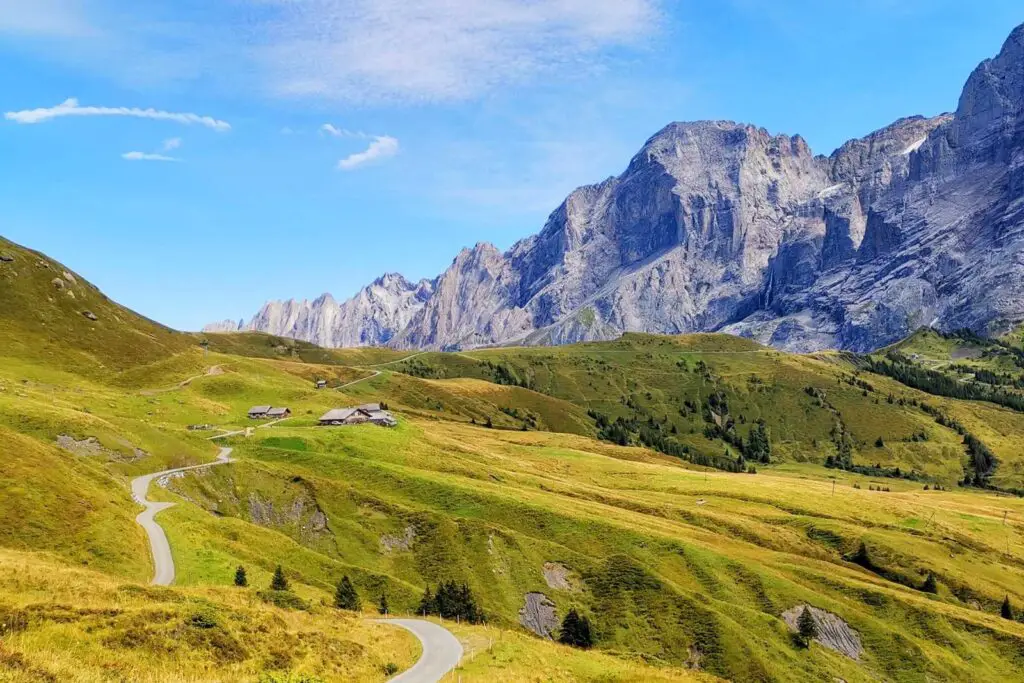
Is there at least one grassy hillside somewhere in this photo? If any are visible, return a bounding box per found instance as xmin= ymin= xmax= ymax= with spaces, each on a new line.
xmin=6 ymin=236 xmax=1024 ymax=681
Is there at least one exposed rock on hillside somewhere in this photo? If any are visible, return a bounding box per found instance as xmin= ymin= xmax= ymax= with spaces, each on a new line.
xmin=519 ymin=592 xmax=558 ymax=639
xmin=210 ymin=23 xmax=1024 ymax=353
xmin=782 ymin=604 xmax=863 ymax=660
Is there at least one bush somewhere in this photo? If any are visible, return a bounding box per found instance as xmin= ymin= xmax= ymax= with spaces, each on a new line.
xmin=381 ymin=663 xmax=399 ymax=676
xmin=922 ymin=573 xmax=938 ymax=594
xmin=258 ymin=590 xmax=309 ymax=611
xmin=1002 ymin=595 xmax=1014 ymax=620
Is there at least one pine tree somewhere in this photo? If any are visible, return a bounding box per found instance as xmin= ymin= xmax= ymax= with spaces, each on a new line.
xmin=335 ymin=576 xmax=361 ymax=611
xmin=234 ymin=565 xmax=248 ymax=587
xmin=1002 ymin=595 xmax=1014 ymax=620
xmin=922 ymin=573 xmax=938 ymax=594
xmin=378 ymin=592 xmax=390 ymax=615
xmin=418 ymin=586 xmax=435 ymax=616
xmin=797 ymin=606 xmax=818 ymax=647
xmin=850 ymin=541 xmax=872 ymax=570
xmin=270 ymin=565 xmax=289 ymax=591
xmin=558 ymin=609 xmax=594 ymax=649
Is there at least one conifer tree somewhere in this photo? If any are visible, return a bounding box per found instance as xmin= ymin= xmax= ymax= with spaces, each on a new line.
xmin=378 ymin=592 xmax=390 ymax=615
xmin=922 ymin=573 xmax=938 ymax=594
xmin=797 ymin=606 xmax=818 ymax=647
xmin=270 ymin=565 xmax=289 ymax=591
xmin=1002 ymin=595 xmax=1014 ymax=620
xmin=335 ymin=576 xmax=361 ymax=611
xmin=418 ymin=586 xmax=434 ymax=616
xmin=234 ymin=565 xmax=248 ymax=587
xmin=558 ymin=608 xmax=594 ymax=649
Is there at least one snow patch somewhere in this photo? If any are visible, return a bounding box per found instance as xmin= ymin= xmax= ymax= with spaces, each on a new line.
xmin=902 ymin=137 xmax=927 ymax=155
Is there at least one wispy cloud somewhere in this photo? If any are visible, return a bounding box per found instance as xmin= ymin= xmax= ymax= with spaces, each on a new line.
xmin=0 ymin=1 xmax=663 ymax=104
xmin=260 ymin=0 xmax=663 ymax=102
xmin=123 ymin=137 xmax=184 ymax=162
xmin=320 ymin=123 xmax=366 ymax=138
xmin=338 ymin=135 xmax=399 ymax=170
xmin=121 ymin=151 xmax=181 ymax=162
xmin=5 ymin=98 xmax=230 ymax=131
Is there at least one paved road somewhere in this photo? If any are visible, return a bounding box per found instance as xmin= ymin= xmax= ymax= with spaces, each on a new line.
xmin=375 ymin=619 xmax=463 ymax=683
xmin=130 ymin=447 xmax=234 ymax=586
xmin=336 ymin=370 xmax=382 ymax=390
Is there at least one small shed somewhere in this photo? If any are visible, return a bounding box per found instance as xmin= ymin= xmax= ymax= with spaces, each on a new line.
xmin=248 ymin=405 xmax=272 ymax=419
xmin=315 ymin=380 xmax=328 ymax=389
xmin=266 ymin=407 xmax=291 ymax=419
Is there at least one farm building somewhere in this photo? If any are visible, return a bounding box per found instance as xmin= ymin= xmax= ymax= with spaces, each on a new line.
xmin=315 ymin=379 xmax=328 ymax=389
xmin=266 ymin=407 xmax=291 ymax=418
xmin=319 ymin=406 xmax=396 ymax=427
xmin=248 ymin=405 xmax=272 ymax=419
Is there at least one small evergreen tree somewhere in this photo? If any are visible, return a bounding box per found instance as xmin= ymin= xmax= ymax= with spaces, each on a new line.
xmin=378 ymin=592 xmax=390 ymax=615
xmin=270 ymin=565 xmax=289 ymax=591
xmin=797 ymin=606 xmax=818 ymax=647
xmin=418 ymin=586 xmax=434 ymax=616
xmin=234 ymin=565 xmax=248 ymax=587
xmin=1002 ymin=595 xmax=1014 ymax=620
xmin=558 ymin=608 xmax=594 ymax=649
xmin=485 ymin=417 xmax=493 ymax=428
xmin=850 ymin=541 xmax=872 ymax=570
xmin=335 ymin=576 xmax=361 ymax=611
xmin=922 ymin=572 xmax=937 ymax=594
xmin=875 ymin=436 xmax=885 ymax=448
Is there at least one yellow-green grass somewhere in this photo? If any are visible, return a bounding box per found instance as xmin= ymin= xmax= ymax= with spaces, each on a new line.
xmin=388 ymin=334 xmax=1024 ymax=486
xmin=0 ymin=236 xmax=195 ymax=378
xmin=0 ymin=548 xmax=418 ymax=682
xmin=155 ymin=418 xmax=1024 ymax=681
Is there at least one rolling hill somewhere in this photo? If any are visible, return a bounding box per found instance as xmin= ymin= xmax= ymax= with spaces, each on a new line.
xmin=4 ymin=235 xmax=1024 ymax=681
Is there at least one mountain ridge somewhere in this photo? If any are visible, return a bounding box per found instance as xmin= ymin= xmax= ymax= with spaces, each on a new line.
xmin=207 ymin=22 xmax=1024 ymax=352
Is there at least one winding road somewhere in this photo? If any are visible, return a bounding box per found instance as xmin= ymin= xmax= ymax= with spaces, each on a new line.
xmin=374 ymin=619 xmax=463 ymax=682
xmin=130 ymin=447 xmax=234 ymax=586
xmin=130 ymin=443 xmax=462 ymax=682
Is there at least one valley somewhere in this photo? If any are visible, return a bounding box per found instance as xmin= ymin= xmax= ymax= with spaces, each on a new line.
xmin=5 ymin=236 xmax=1024 ymax=681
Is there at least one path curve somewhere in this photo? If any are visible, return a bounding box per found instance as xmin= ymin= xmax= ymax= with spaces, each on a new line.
xmin=131 ymin=447 xmax=234 ymax=586
xmin=336 ymin=370 xmax=382 ymax=390
xmin=374 ymin=619 xmax=463 ymax=683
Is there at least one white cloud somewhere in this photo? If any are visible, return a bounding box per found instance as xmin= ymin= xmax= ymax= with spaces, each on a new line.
xmin=258 ymin=0 xmax=662 ymax=102
xmin=121 ymin=151 xmax=181 ymax=162
xmin=338 ymin=135 xmax=399 ymax=170
xmin=1 ymin=1 xmax=663 ymax=104
xmin=162 ymin=137 xmax=182 ymax=151
xmin=320 ymin=123 xmax=366 ymax=138
xmin=5 ymin=98 xmax=230 ymax=131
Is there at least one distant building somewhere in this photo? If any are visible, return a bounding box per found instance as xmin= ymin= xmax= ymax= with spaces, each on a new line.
xmin=315 ymin=379 xmax=328 ymax=389
xmin=248 ymin=405 xmax=272 ymax=419
xmin=266 ymin=407 xmax=291 ymax=419
xmin=319 ymin=405 xmax=396 ymax=427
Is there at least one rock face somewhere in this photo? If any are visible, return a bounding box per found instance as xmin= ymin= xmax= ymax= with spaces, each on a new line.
xmin=206 ymin=273 xmax=434 ymax=348
xmin=781 ymin=604 xmax=863 ymax=660
xmin=209 ymin=23 xmax=1024 ymax=352
xmin=518 ymin=592 xmax=558 ymax=639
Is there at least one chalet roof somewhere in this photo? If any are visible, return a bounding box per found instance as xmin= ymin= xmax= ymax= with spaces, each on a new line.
xmin=248 ymin=405 xmax=271 ymax=414
xmin=357 ymin=403 xmax=382 ymax=412
xmin=319 ymin=408 xmax=360 ymax=422
xmin=266 ymin=407 xmax=290 ymax=417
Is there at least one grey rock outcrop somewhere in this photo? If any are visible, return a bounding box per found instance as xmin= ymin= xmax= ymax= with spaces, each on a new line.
xmin=781 ymin=604 xmax=863 ymax=660
xmin=518 ymin=592 xmax=558 ymax=639
xmin=208 ymin=23 xmax=1024 ymax=353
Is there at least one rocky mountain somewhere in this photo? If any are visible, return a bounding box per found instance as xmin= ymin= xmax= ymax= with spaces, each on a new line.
xmin=209 ymin=273 xmax=434 ymax=347
xmin=207 ymin=23 xmax=1024 ymax=352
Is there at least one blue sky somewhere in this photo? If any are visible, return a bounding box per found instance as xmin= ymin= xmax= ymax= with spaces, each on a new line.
xmin=1 ymin=1 xmax=1021 ymax=331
